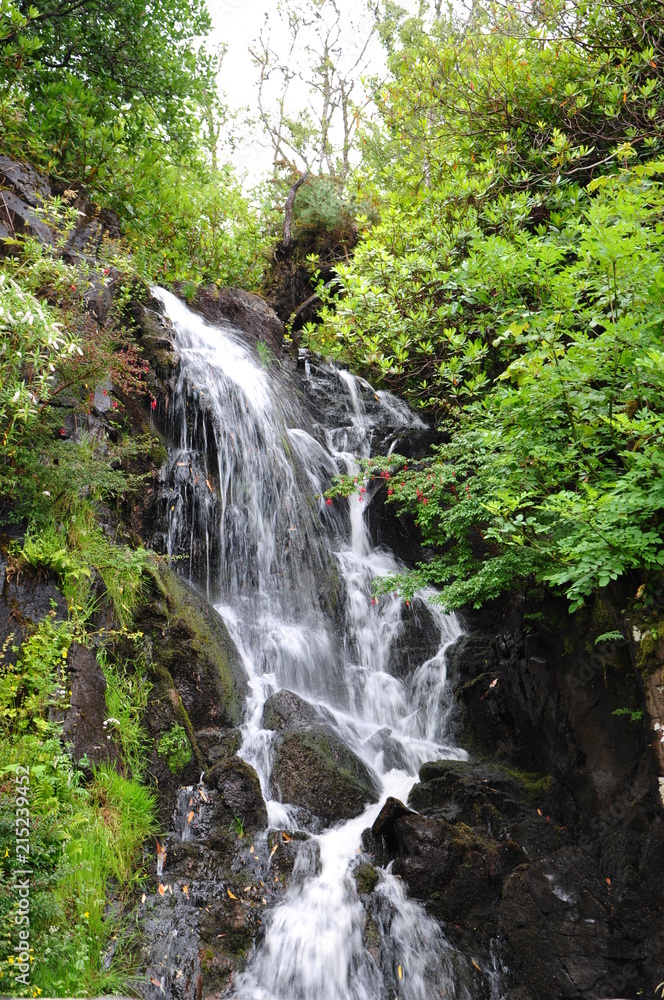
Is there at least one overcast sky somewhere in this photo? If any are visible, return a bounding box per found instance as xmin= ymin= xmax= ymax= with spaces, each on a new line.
xmin=206 ymin=0 xmax=415 ymax=183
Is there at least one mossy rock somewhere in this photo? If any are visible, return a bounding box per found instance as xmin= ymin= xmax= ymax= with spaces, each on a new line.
xmin=353 ymin=862 xmax=379 ymax=895
xmin=408 ymin=758 xmax=550 ymax=826
xmin=139 ymin=558 xmax=247 ymax=729
xmin=270 ymin=728 xmax=380 ymax=825
xmin=206 ymin=756 xmax=268 ymax=832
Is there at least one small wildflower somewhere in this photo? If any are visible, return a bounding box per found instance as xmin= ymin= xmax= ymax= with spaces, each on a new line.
xmin=151 ymin=398 xmax=157 ymax=410
xmin=325 ymin=498 xmax=333 ymax=506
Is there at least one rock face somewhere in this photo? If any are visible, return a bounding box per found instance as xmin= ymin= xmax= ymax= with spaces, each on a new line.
xmin=263 ymin=692 xmax=382 ymax=825
xmin=388 ymin=596 xmax=442 ymax=678
xmin=360 ymin=590 xmax=664 ymax=999
xmin=262 ymin=689 xmax=334 ymax=732
xmin=134 ymin=559 xmax=248 ymax=815
xmin=178 ymin=283 xmax=285 ymax=355
xmin=62 ymin=643 xmax=121 ymax=768
xmin=206 ymin=756 xmax=268 ymax=832
xmin=0 ymin=156 xmax=122 ymax=322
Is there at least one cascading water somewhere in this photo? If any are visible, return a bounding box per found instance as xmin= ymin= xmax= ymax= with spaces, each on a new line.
xmin=152 ymin=288 xmax=493 ymax=1000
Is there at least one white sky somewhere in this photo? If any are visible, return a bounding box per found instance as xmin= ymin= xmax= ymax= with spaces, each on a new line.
xmin=207 ymin=0 xmax=416 ymax=183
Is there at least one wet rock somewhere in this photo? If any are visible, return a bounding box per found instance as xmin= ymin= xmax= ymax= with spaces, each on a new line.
xmin=388 ymin=597 xmax=442 ymax=678
xmin=366 ymin=485 xmax=426 ymax=566
xmin=371 ymin=796 xmax=416 ymax=851
xmin=134 ymin=559 xmax=248 ymax=816
xmin=499 ymin=849 xmax=641 ymax=1000
xmin=139 ymin=559 xmax=247 ymax=730
xmin=353 ymin=861 xmax=379 ymax=895
xmin=365 ymin=728 xmax=410 ymax=772
xmin=408 ymin=759 xmax=544 ymax=831
xmin=62 ymin=643 xmax=120 ymax=768
xmin=207 ymin=756 xmax=268 ymax=832
xmin=179 ymin=283 xmax=285 ymax=355
xmin=0 ymin=553 xmax=67 ymax=662
xmin=270 ymin=729 xmax=380 ymax=824
xmin=0 ymin=157 xmax=54 ymax=249
xmin=195 ymin=727 xmax=241 ymax=765
xmin=262 ymin=689 xmax=334 ymax=732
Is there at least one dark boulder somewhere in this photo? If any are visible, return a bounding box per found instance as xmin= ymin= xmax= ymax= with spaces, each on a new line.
xmin=262 ymin=689 xmax=334 ymax=732
xmin=388 ymin=596 xmax=442 ymax=678
xmin=207 ymin=756 xmax=267 ymax=832
xmin=270 ymin=728 xmax=380 ymax=825
xmin=499 ymin=849 xmax=642 ymax=1000
xmin=195 ymin=727 xmax=241 ymax=765
xmin=178 ymin=284 xmax=284 ymax=356
xmin=365 ymin=728 xmax=411 ymax=772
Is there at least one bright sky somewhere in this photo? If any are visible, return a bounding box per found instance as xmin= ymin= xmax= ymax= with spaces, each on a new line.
xmin=207 ymin=0 xmax=416 ymax=182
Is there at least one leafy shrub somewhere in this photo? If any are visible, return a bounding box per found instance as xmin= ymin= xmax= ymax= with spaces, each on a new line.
xmin=157 ymin=724 xmax=192 ymax=774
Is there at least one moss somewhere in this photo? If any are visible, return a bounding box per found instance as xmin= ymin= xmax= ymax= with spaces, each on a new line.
xmin=589 ymin=596 xmax=616 ymax=645
xmin=353 ymin=862 xmax=379 ymax=895
xmin=635 ymin=617 xmax=664 ymax=677
xmin=146 ymin=660 xmax=203 ymax=770
xmin=140 ymin=557 xmax=247 ymax=727
xmin=491 ymin=762 xmax=552 ymax=798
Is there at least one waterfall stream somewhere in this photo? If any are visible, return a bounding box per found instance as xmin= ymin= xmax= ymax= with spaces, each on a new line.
xmin=152 ymin=289 xmax=491 ymax=1000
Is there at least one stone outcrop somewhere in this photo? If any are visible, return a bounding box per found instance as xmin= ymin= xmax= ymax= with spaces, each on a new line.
xmin=359 ymin=590 xmax=664 ymax=1000
xmin=175 ymin=283 xmax=285 ymax=356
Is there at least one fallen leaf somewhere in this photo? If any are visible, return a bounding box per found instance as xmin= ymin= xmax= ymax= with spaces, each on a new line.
xmin=472 ymin=959 xmax=481 ymax=972
xmin=605 ymin=877 xmax=611 ymax=885
xmin=141 ymin=893 xmax=146 ymax=903
xmin=206 ymin=479 xmax=213 ymax=491
xmin=250 ymin=845 xmax=255 ymax=854
xmin=270 ymin=844 xmax=278 ymax=857
xmin=537 ymin=808 xmax=542 ymax=816
xmin=187 ymin=810 xmax=194 ymax=823
xmin=398 ymin=965 xmax=403 ymax=980
xmin=489 ymin=678 xmax=498 ymax=688
xmin=150 ymin=977 xmax=163 ymax=990
xmin=262 ymin=897 xmax=267 ymax=905
xmin=227 ymin=889 xmax=238 ymax=900
xmin=244 ymin=886 xmax=252 ymax=893
xmin=182 ymin=885 xmax=189 ymax=896
xmin=199 ymin=788 xmax=209 ymax=802
xmin=158 ymin=884 xmax=165 ymax=895
xmin=282 ymin=833 xmax=292 ymax=842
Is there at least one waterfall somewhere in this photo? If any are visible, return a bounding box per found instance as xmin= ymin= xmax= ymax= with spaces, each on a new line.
xmin=152 ymin=289 xmax=491 ymax=1000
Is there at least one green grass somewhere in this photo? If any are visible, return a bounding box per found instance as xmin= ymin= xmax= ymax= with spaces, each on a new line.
xmin=98 ymin=649 xmax=152 ymax=780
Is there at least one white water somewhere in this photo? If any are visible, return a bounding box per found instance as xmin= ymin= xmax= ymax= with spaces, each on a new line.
xmin=153 ymin=289 xmax=483 ymax=1000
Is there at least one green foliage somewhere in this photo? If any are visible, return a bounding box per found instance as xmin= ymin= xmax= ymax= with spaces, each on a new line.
xmin=315 ymin=1 xmax=664 ymax=612
xmin=157 ymin=723 xmax=192 ymax=774
xmin=0 ymin=613 xmax=73 ymax=737
xmin=0 ymin=274 xmax=81 ymax=454
xmin=612 ymin=706 xmax=644 ymax=723
xmin=595 ymin=631 xmax=624 ymax=645
xmin=326 ymin=161 xmax=664 ymax=610
xmin=98 ymin=648 xmax=152 ymax=780
xmin=0 ymin=616 xmax=156 ymax=996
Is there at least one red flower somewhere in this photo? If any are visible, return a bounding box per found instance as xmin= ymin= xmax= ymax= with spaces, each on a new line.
xmin=151 ymin=399 xmax=157 ymax=410
xmin=325 ymin=498 xmax=333 ymax=506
